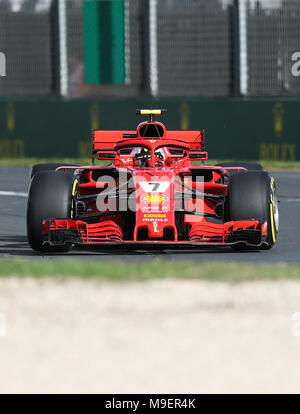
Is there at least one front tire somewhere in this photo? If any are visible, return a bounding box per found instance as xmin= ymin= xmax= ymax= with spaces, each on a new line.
xmin=27 ymin=171 xmax=77 ymax=252
xmin=225 ymin=171 xmax=278 ymax=250
xmin=30 ymin=163 xmax=78 ymax=179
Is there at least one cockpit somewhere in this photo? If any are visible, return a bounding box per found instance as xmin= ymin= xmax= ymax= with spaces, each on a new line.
xmin=116 ymin=144 xmax=189 ymax=168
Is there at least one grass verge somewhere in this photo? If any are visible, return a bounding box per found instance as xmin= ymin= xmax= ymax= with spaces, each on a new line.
xmin=0 ymin=259 xmax=299 ymax=282
xmin=0 ymin=158 xmax=300 ymax=170
xmin=0 ymin=158 xmax=91 ymax=167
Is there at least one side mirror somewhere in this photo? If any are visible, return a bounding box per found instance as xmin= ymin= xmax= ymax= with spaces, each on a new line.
xmin=97 ymin=151 xmax=116 ymax=160
xmin=189 ymin=151 xmax=208 ymax=161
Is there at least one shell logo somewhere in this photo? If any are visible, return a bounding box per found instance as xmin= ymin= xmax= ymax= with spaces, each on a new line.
xmin=142 ymin=194 xmax=167 ymax=204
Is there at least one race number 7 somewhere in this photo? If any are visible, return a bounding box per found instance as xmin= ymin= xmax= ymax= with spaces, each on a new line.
xmin=140 ymin=181 xmax=170 ymax=193
xmin=149 ymin=182 xmax=160 ymax=191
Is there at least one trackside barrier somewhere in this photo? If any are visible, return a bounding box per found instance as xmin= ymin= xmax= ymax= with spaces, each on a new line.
xmin=0 ymin=97 xmax=298 ymax=161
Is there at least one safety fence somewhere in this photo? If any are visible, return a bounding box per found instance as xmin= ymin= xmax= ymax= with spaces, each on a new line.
xmin=0 ymin=0 xmax=300 ymax=98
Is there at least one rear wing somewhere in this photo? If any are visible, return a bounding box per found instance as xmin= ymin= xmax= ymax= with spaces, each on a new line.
xmin=92 ymin=129 xmax=204 ymax=158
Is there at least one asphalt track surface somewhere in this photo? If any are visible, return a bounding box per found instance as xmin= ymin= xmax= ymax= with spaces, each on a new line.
xmin=0 ymin=167 xmax=299 ymax=263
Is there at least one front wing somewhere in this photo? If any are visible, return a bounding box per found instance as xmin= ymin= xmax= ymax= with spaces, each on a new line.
xmin=43 ymin=219 xmax=267 ymax=248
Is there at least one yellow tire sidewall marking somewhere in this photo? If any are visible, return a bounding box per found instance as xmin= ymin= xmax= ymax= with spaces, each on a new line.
xmin=269 ymin=177 xmax=277 ymax=243
xmin=270 ymin=203 xmax=277 ymax=243
xmin=71 ymin=179 xmax=78 ymax=219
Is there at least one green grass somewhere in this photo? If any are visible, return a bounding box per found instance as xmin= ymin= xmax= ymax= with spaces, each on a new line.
xmin=1 ymin=157 xmax=300 ymax=170
xmin=204 ymin=159 xmax=300 ymax=170
xmin=0 ymin=158 xmax=92 ymax=167
xmin=0 ymin=259 xmax=299 ymax=282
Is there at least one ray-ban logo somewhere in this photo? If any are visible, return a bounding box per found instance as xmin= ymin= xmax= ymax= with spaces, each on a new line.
xmin=0 ymin=52 xmax=6 ymax=77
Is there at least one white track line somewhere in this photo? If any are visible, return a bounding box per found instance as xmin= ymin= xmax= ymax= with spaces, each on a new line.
xmin=0 ymin=191 xmax=27 ymax=198
xmin=279 ymin=196 xmax=300 ymax=202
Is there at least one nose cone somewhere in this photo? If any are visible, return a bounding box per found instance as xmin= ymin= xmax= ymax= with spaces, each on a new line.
xmin=133 ymin=170 xmax=177 ymax=241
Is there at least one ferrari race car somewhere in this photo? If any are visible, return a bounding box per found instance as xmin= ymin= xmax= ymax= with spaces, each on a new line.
xmin=27 ymin=109 xmax=279 ymax=252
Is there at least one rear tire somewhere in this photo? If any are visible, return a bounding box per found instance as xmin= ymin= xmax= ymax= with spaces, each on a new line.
xmin=30 ymin=163 xmax=78 ymax=179
xmin=225 ymin=171 xmax=278 ymax=250
xmin=27 ymin=171 xmax=77 ymax=252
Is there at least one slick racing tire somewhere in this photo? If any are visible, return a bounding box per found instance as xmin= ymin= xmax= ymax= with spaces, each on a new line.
xmin=225 ymin=171 xmax=278 ymax=250
xmin=30 ymin=163 xmax=78 ymax=179
xmin=27 ymin=171 xmax=78 ymax=253
xmin=216 ymin=162 xmax=264 ymax=172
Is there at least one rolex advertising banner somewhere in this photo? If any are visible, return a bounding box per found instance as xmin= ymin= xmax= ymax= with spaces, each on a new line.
xmin=0 ymin=97 xmax=298 ymax=161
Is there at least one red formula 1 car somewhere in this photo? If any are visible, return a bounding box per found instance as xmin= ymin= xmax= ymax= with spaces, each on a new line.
xmin=27 ymin=109 xmax=279 ymax=252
